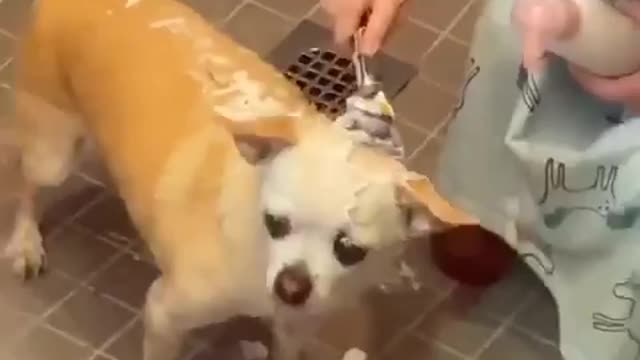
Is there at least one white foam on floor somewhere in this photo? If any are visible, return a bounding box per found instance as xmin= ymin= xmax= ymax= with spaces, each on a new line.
xmin=343 ymin=347 xmax=368 ymax=360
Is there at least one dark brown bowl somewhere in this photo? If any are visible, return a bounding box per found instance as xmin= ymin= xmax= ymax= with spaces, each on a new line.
xmin=430 ymin=225 xmax=517 ymax=287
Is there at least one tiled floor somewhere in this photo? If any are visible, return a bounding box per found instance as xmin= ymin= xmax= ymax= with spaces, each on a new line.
xmin=0 ymin=0 xmax=562 ymax=359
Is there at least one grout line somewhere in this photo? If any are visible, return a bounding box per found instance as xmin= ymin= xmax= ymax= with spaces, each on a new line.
xmin=220 ymin=0 xmax=250 ymax=25
xmin=0 ymin=57 xmax=12 ymax=72
xmin=0 ymin=28 xmax=16 ymax=40
xmin=406 ymin=17 xmax=443 ymax=38
xmin=42 ymin=191 xmax=108 ymax=240
xmin=21 ymin=248 xmax=139 ymax=358
xmin=247 ymin=0 xmax=298 ymax=23
xmin=94 ymin=313 xmax=141 ymax=356
xmin=416 ymin=0 xmax=475 ymax=70
xmin=40 ymin=322 xmax=95 ymax=349
xmin=376 ymin=285 xmax=457 ymax=357
xmin=410 ymin=332 xmax=473 ymax=360
xmin=406 ymin=119 xmax=448 ymax=162
xmin=90 ymin=351 xmax=119 ymax=360
xmin=444 ymin=0 xmax=476 ymax=46
xmin=511 ymin=322 xmax=559 ymax=348
xmin=470 ymin=290 xmax=539 ymax=359
xmin=75 ymin=171 xmax=107 ymax=188
xmin=420 ymin=75 xmax=461 ymax=96
xmin=509 ymin=290 xmax=559 ymax=348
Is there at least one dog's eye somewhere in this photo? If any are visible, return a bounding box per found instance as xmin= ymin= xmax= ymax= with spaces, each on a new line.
xmin=333 ymin=231 xmax=368 ymax=266
xmin=264 ymin=213 xmax=291 ymax=239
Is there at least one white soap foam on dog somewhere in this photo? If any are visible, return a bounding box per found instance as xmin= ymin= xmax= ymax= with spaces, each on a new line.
xmin=125 ymin=0 xmax=141 ymax=8
xmin=212 ymin=71 xmax=293 ymax=122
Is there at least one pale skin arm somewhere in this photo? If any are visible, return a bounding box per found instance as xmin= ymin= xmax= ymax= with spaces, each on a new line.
xmin=548 ymin=1 xmax=640 ymax=113
xmin=324 ymin=0 xmax=640 ymax=114
xmin=320 ymin=0 xmax=407 ymax=55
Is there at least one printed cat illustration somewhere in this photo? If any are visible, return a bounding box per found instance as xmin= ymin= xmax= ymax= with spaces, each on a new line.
xmin=593 ymin=271 xmax=640 ymax=360
xmin=538 ymin=158 xmax=640 ymax=229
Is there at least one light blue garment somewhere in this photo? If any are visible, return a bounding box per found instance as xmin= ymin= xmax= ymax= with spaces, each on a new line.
xmin=438 ymin=1 xmax=640 ymax=359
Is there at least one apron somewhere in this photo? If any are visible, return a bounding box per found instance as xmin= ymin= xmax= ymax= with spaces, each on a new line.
xmin=438 ymin=1 xmax=640 ymax=359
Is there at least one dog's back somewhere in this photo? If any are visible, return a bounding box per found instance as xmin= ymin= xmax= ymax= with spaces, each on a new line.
xmin=15 ymin=0 xmax=316 ymax=273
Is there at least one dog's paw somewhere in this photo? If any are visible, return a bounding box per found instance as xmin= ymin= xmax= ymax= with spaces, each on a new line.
xmin=3 ymin=217 xmax=47 ymax=280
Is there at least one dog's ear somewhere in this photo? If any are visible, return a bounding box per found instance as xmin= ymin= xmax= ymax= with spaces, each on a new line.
xmin=396 ymin=172 xmax=477 ymax=236
xmin=227 ymin=116 xmax=299 ymax=165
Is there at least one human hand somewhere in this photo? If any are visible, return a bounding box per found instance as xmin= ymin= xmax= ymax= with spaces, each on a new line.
xmin=320 ymin=0 xmax=407 ymax=55
xmin=570 ymin=1 xmax=640 ymax=113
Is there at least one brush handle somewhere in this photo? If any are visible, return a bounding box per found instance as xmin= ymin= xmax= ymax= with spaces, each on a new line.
xmin=513 ymin=0 xmax=640 ymax=77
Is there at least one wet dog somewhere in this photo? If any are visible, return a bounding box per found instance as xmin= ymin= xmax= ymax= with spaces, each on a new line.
xmin=4 ymin=0 xmax=476 ymax=359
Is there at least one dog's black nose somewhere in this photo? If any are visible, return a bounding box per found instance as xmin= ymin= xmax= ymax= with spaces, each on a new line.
xmin=274 ymin=264 xmax=312 ymax=306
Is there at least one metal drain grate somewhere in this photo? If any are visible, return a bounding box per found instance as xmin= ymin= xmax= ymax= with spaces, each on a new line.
xmin=284 ymin=48 xmax=359 ymax=116
xmin=267 ymin=20 xmax=417 ymax=118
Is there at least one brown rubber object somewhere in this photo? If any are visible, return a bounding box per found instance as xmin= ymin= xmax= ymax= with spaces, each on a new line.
xmin=430 ymin=225 xmax=517 ymax=287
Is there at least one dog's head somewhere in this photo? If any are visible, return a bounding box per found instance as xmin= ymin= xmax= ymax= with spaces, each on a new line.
xmin=228 ymin=114 xmax=476 ymax=312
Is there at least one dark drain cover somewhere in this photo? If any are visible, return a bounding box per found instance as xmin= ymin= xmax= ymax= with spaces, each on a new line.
xmin=284 ymin=48 xmax=358 ymax=116
xmin=267 ymin=20 xmax=417 ymax=117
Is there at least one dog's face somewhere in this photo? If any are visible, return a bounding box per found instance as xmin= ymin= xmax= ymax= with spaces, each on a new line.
xmin=230 ymin=115 xmax=476 ymax=313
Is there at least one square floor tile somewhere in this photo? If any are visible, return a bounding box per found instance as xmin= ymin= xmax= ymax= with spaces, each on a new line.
xmin=398 ymin=237 xmax=455 ymax=293
xmin=450 ymin=0 xmax=482 ymax=43
xmin=383 ymin=20 xmax=438 ymax=66
xmin=421 ymin=38 xmax=470 ymax=93
xmin=74 ymin=194 xmax=139 ymax=244
xmin=45 ymin=286 xmax=135 ymax=348
xmin=104 ymin=319 xmax=144 ymax=360
xmin=0 ymin=31 xmax=13 ymax=73
xmin=408 ymin=136 xmax=442 ymax=177
xmin=381 ymin=334 xmax=465 ymax=360
xmin=407 ymin=0 xmax=469 ymax=31
xmin=0 ymin=269 xmax=77 ymax=316
xmin=395 ymin=119 xmax=429 ymax=158
xmin=255 ymin=0 xmax=317 ymax=19
xmin=223 ymin=2 xmax=295 ymax=57
xmin=392 ymin=78 xmax=456 ymax=132
xmin=415 ymin=293 xmax=503 ymax=357
xmin=0 ymin=0 xmax=32 ymax=34
xmin=452 ymin=263 xmax=540 ymax=321
xmin=46 ymin=225 xmax=120 ymax=281
xmin=513 ymin=286 xmax=559 ymax=344
xmin=39 ymin=176 xmax=105 ymax=236
xmin=9 ymin=325 xmax=93 ymax=360
xmin=478 ymin=326 xmax=563 ymax=360
xmin=180 ymin=0 xmax=242 ymax=24
xmin=318 ymin=286 xmax=441 ymax=354
xmin=89 ymin=251 xmax=159 ymax=309
xmin=306 ymin=4 xmax=331 ymax=29
xmin=0 ymin=306 xmax=36 ymax=348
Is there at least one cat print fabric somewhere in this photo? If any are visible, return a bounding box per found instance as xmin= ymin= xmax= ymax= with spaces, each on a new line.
xmin=437 ymin=0 xmax=640 ymax=359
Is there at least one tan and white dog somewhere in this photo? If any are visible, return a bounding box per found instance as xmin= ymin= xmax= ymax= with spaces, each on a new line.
xmin=4 ymin=0 xmax=476 ymax=359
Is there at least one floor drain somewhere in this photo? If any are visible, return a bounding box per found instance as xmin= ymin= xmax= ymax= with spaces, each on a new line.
xmin=267 ymin=20 xmax=417 ymax=118
xmin=284 ymin=48 xmax=358 ymax=116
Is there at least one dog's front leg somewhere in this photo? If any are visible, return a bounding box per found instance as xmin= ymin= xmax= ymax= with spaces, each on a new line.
xmin=271 ymin=316 xmax=318 ymax=360
xmin=143 ymin=278 xmax=189 ymax=360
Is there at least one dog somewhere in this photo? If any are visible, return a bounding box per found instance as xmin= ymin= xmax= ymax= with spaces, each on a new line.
xmin=4 ymin=0 xmax=477 ymax=359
